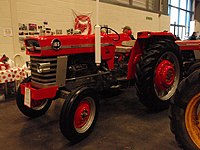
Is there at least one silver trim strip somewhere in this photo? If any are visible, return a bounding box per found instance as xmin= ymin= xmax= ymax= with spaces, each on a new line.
xmin=32 ymin=62 xmax=57 ymax=67
xmin=40 ymin=43 xmax=114 ymax=50
xmin=177 ymin=43 xmax=200 ymax=46
xmin=31 ymin=67 xmax=56 ymax=72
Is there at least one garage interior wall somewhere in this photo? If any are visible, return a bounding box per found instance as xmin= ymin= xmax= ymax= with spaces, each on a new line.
xmin=0 ymin=0 xmax=15 ymax=59
xmin=195 ymin=1 xmax=200 ymax=33
xmin=0 ymin=0 xmax=170 ymax=60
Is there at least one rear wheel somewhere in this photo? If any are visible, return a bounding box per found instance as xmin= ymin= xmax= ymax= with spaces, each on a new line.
xmin=60 ymin=87 xmax=99 ymax=142
xmin=16 ymin=77 xmax=52 ymax=118
xmin=135 ymin=39 xmax=182 ymax=111
xmin=170 ymin=69 xmax=200 ymax=150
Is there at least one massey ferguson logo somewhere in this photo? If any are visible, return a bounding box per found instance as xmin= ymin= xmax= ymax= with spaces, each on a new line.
xmin=52 ymin=39 xmax=61 ymax=50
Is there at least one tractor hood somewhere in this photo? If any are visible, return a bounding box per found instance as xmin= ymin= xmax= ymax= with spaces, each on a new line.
xmin=24 ymin=34 xmax=117 ymax=57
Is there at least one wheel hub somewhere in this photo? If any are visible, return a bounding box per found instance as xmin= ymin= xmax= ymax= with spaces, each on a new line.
xmin=155 ymin=60 xmax=175 ymax=91
xmin=74 ymin=100 xmax=91 ymax=129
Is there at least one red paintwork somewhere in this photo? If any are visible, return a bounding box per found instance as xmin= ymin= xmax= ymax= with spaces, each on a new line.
xmin=176 ymin=40 xmax=200 ymax=51
xmin=127 ymin=40 xmax=142 ymax=79
xmin=137 ymin=31 xmax=176 ymax=39
xmin=74 ymin=100 xmax=91 ymax=129
xmin=20 ymin=82 xmax=58 ymax=101
xmin=154 ymin=60 xmax=175 ymax=91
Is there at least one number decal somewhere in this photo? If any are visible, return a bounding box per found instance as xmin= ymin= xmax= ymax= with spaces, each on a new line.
xmin=51 ymin=39 xmax=61 ymax=50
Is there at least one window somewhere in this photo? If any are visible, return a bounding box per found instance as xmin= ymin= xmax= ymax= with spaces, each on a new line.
xmin=100 ymin=0 xmax=167 ymax=14
xmin=168 ymin=0 xmax=194 ymax=39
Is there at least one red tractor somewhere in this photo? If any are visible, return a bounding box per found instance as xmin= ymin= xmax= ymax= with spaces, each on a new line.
xmin=16 ymin=27 xmax=183 ymax=142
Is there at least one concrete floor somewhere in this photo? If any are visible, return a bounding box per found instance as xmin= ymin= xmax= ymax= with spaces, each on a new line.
xmin=0 ymin=87 xmax=181 ymax=150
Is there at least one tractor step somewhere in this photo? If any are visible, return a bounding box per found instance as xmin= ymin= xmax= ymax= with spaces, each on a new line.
xmin=110 ymin=85 xmax=120 ymax=89
xmin=116 ymin=77 xmax=134 ymax=88
xmin=117 ymin=76 xmax=127 ymax=81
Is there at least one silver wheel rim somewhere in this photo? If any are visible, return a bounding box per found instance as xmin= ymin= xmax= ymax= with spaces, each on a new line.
xmin=154 ymin=51 xmax=180 ymax=101
xmin=31 ymin=99 xmax=48 ymax=110
xmin=74 ymin=97 xmax=96 ymax=133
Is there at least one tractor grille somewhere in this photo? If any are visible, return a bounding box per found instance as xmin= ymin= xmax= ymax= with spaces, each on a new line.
xmin=30 ymin=56 xmax=57 ymax=88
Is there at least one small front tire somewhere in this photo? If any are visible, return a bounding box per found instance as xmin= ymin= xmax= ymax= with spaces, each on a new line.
xmin=16 ymin=77 xmax=52 ymax=118
xmin=60 ymin=87 xmax=99 ymax=142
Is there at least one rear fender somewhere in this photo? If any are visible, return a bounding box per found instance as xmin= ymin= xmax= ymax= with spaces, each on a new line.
xmin=127 ymin=39 xmax=143 ymax=79
xmin=137 ymin=31 xmax=176 ymax=40
xmin=127 ymin=32 xmax=176 ymax=79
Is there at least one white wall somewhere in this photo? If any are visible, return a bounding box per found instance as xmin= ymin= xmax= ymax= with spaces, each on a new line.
xmin=0 ymin=0 xmax=15 ymax=59
xmin=0 ymin=0 xmax=170 ymax=60
xmin=195 ymin=20 xmax=200 ymax=34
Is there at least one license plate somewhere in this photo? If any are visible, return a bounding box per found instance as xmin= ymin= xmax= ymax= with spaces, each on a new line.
xmin=24 ymin=87 xmax=31 ymax=108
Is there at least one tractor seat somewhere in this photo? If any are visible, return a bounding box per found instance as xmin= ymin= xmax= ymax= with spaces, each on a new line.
xmin=122 ymin=40 xmax=136 ymax=47
xmin=115 ymin=40 xmax=135 ymax=53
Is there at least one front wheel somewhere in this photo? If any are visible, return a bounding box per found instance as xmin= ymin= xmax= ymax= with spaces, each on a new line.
xmin=170 ymin=69 xmax=200 ymax=150
xmin=16 ymin=77 xmax=52 ymax=118
xmin=135 ymin=39 xmax=182 ymax=111
xmin=60 ymin=87 xmax=99 ymax=142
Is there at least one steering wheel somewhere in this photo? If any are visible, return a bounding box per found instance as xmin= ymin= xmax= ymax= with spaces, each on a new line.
xmin=100 ymin=27 xmax=120 ymax=41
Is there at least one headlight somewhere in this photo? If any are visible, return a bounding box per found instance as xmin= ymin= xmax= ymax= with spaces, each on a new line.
xmin=25 ymin=39 xmax=41 ymax=52
xmin=36 ymin=62 xmax=50 ymax=73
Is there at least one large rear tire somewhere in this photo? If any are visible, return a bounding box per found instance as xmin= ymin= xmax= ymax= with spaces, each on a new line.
xmin=16 ymin=77 xmax=52 ymax=118
xmin=135 ymin=39 xmax=182 ymax=111
xmin=169 ymin=69 xmax=200 ymax=150
xmin=60 ymin=87 xmax=99 ymax=143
